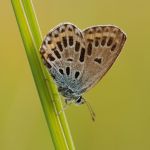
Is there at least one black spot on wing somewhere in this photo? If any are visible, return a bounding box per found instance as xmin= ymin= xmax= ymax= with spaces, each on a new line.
xmin=66 ymin=67 xmax=70 ymax=75
xmin=54 ymin=33 xmax=59 ymax=37
xmin=87 ymin=43 xmax=92 ymax=55
xmin=67 ymin=58 xmax=73 ymax=61
xmin=75 ymin=41 xmax=80 ymax=52
xmin=59 ymin=69 xmax=64 ymax=75
xmin=95 ymin=40 xmax=99 ymax=47
xmin=107 ymin=37 xmax=113 ymax=46
xmin=101 ymin=36 xmax=107 ymax=46
xmin=62 ymin=36 xmax=67 ymax=47
xmin=53 ymin=49 xmax=61 ymax=59
xmin=111 ymin=43 xmax=117 ymax=51
xmin=48 ymin=40 xmax=52 ymax=44
xmin=61 ymin=28 xmax=65 ymax=33
xmin=48 ymin=54 xmax=55 ymax=61
xmin=44 ymin=60 xmax=52 ymax=69
xmin=94 ymin=58 xmax=102 ymax=64
xmin=75 ymin=71 xmax=80 ymax=79
xmin=79 ymin=48 xmax=85 ymax=62
xmin=68 ymin=27 xmax=73 ymax=31
xmin=57 ymin=41 xmax=63 ymax=52
xmin=69 ymin=36 xmax=73 ymax=46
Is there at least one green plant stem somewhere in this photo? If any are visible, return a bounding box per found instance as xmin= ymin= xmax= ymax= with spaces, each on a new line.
xmin=11 ymin=0 xmax=75 ymax=149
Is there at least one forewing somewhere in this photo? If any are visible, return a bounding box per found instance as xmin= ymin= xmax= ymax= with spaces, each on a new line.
xmin=40 ymin=23 xmax=86 ymax=93
xmin=78 ymin=25 xmax=126 ymax=93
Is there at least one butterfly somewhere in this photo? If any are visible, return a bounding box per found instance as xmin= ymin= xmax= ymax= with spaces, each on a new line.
xmin=40 ymin=22 xmax=126 ymax=120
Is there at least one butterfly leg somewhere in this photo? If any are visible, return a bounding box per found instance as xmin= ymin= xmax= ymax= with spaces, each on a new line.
xmin=58 ymin=98 xmax=74 ymax=115
xmin=65 ymin=98 xmax=72 ymax=104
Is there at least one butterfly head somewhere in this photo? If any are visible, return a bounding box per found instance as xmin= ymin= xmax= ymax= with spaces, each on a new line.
xmin=75 ymin=96 xmax=96 ymax=121
xmin=75 ymin=96 xmax=85 ymax=105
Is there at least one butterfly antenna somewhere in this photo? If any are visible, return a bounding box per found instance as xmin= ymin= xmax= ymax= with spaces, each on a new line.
xmin=84 ymin=100 xmax=96 ymax=121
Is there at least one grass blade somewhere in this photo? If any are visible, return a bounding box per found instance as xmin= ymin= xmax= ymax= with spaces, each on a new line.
xmin=11 ymin=0 xmax=75 ymax=149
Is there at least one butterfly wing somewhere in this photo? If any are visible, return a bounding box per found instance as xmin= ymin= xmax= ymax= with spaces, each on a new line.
xmin=77 ymin=25 xmax=127 ymax=93
xmin=40 ymin=23 xmax=86 ymax=98
xmin=40 ymin=23 xmax=126 ymax=98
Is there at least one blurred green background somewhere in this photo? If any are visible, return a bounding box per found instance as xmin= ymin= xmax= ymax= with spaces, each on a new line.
xmin=0 ymin=0 xmax=150 ymax=150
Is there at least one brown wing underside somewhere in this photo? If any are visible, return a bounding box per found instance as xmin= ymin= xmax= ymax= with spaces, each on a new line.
xmin=79 ymin=25 xmax=126 ymax=93
xmin=40 ymin=23 xmax=85 ymax=78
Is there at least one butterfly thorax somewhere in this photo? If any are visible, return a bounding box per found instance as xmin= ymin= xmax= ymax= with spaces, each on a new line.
xmin=58 ymin=85 xmax=80 ymax=100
